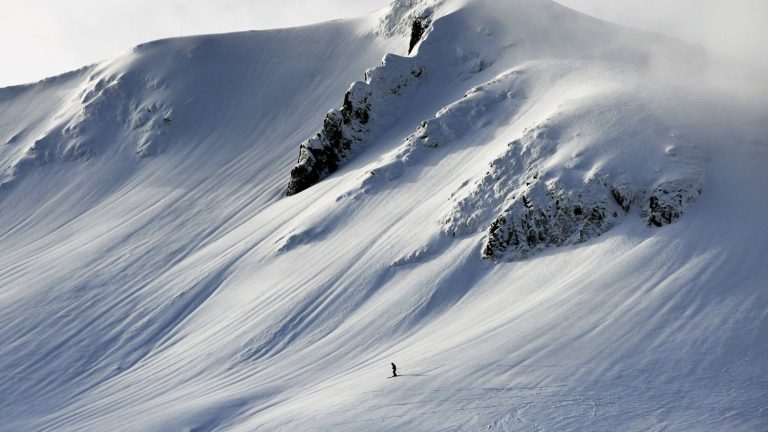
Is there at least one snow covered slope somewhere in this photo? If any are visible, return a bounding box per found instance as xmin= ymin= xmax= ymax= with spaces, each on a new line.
xmin=1 ymin=0 xmax=767 ymax=430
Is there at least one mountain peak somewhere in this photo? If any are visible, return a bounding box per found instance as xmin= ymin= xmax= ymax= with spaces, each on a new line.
xmin=1 ymin=2 xmax=766 ymax=431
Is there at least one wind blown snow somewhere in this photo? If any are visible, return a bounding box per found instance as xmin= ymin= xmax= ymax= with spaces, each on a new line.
xmin=0 ymin=0 xmax=766 ymax=431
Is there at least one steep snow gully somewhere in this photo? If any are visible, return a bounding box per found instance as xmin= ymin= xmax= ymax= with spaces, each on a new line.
xmin=1 ymin=0 xmax=767 ymax=431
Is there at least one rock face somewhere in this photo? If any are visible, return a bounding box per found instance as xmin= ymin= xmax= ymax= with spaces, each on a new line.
xmin=440 ymin=114 xmax=705 ymax=261
xmin=480 ymin=177 xmax=703 ymax=260
xmin=408 ymin=16 xmax=432 ymax=54
xmin=286 ymin=1 xmax=435 ymax=196
xmin=644 ymin=180 xmax=703 ymax=227
xmin=476 ymin=172 xmax=704 ymax=261
xmin=285 ymin=54 xmax=426 ymax=196
xmin=481 ymin=178 xmax=619 ymax=259
xmin=286 ymin=111 xmax=351 ymax=195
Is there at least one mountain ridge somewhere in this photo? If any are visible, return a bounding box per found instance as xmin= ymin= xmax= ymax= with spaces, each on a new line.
xmin=0 ymin=1 xmax=766 ymax=431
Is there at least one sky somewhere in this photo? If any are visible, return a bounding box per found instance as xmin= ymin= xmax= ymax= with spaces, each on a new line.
xmin=1 ymin=0 xmax=766 ymax=88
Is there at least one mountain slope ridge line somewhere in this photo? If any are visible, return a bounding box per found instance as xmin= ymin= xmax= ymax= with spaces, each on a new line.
xmin=0 ymin=0 xmax=766 ymax=431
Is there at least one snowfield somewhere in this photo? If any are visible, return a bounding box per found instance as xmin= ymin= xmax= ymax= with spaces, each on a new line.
xmin=1 ymin=0 xmax=767 ymax=430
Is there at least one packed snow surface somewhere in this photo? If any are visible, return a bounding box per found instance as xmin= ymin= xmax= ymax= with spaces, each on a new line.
xmin=1 ymin=0 xmax=767 ymax=430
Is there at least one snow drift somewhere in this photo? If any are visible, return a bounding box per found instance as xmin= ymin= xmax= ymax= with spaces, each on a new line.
xmin=0 ymin=0 xmax=766 ymax=431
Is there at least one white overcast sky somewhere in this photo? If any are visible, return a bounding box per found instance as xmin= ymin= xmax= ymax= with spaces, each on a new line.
xmin=1 ymin=0 xmax=766 ymax=87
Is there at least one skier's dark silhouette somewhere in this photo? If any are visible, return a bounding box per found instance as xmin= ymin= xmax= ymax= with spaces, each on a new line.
xmin=391 ymin=362 xmax=398 ymax=377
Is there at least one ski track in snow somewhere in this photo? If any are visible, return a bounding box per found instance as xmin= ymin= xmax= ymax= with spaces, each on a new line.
xmin=1 ymin=0 xmax=767 ymax=431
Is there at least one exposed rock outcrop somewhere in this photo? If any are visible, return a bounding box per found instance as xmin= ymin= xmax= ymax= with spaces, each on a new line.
xmin=644 ymin=179 xmax=702 ymax=227
xmin=441 ymin=113 xmax=705 ymax=261
xmin=286 ymin=54 xmax=425 ymax=196
xmin=480 ymin=176 xmax=703 ymax=260
xmin=285 ymin=1 xmax=443 ymax=196
xmin=481 ymin=179 xmax=619 ymax=259
xmin=408 ymin=16 xmax=432 ymax=54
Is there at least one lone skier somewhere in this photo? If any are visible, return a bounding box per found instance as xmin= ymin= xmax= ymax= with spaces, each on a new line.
xmin=391 ymin=362 xmax=398 ymax=377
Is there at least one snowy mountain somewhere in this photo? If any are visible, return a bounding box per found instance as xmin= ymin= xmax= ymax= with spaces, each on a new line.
xmin=1 ymin=0 xmax=767 ymax=430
